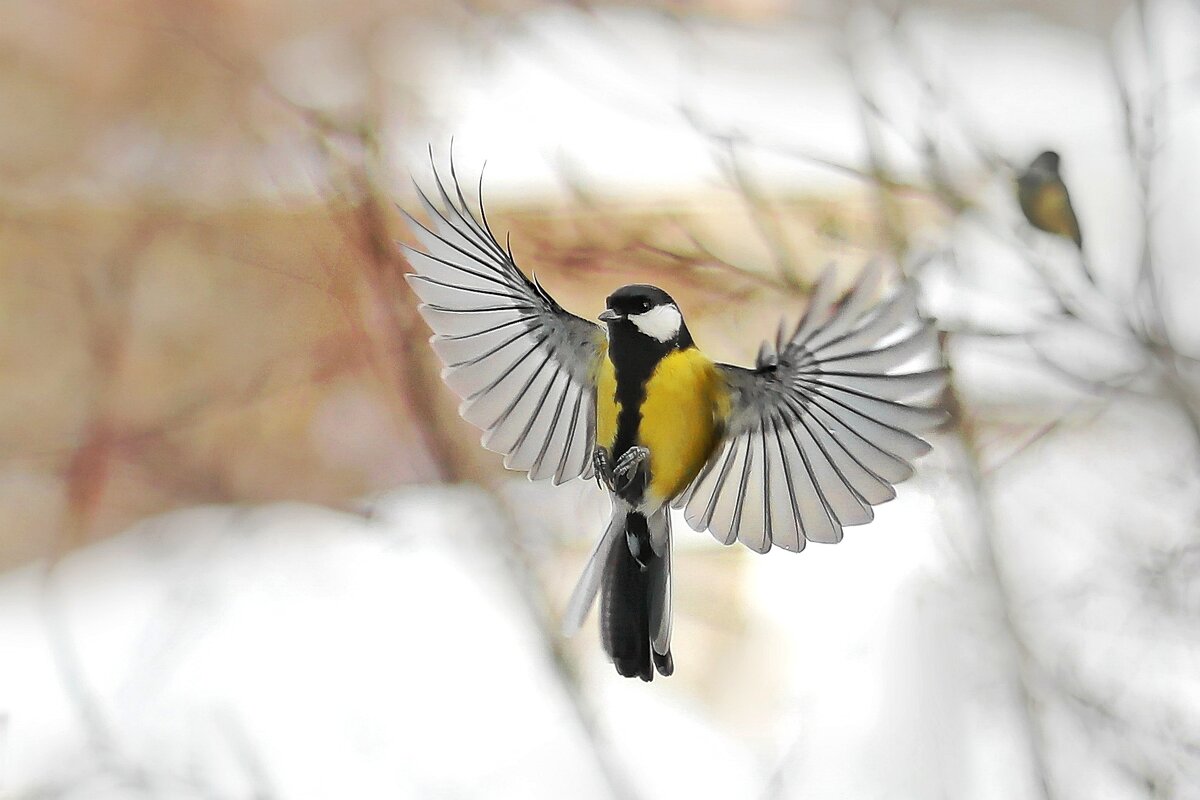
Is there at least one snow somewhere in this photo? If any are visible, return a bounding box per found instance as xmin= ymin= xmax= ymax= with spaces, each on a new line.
xmin=0 ymin=483 xmax=939 ymax=799
xmin=3 ymin=401 xmax=1200 ymax=798
xmin=0 ymin=496 xmax=619 ymax=798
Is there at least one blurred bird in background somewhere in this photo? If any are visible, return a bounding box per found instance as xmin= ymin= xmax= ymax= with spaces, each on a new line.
xmin=401 ymin=159 xmax=946 ymax=681
xmin=1017 ymin=150 xmax=1097 ymax=285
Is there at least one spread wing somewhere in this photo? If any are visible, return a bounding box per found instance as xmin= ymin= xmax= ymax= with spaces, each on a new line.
xmin=401 ymin=159 xmax=605 ymax=484
xmin=674 ymin=264 xmax=947 ymax=552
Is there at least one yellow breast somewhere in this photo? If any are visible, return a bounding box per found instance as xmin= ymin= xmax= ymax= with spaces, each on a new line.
xmin=595 ymin=345 xmax=728 ymax=505
xmin=1032 ymin=182 xmax=1077 ymax=240
xmin=595 ymin=349 xmax=619 ymax=450
xmin=639 ymin=349 xmax=727 ymax=504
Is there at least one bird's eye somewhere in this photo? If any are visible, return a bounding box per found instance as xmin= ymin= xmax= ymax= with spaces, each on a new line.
xmin=639 ymin=300 xmax=651 ymax=312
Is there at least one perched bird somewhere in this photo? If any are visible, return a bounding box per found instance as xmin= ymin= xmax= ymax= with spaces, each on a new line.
xmin=1017 ymin=150 xmax=1096 ymax=284
xmin=401 ymin=160 xmax=946 ymax=681
xmin=1017 ymin=151 xmax=1081 ymax=247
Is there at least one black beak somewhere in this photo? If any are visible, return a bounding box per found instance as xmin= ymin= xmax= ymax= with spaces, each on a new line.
xmin=598 ymin=309 xmax=620 ymax=322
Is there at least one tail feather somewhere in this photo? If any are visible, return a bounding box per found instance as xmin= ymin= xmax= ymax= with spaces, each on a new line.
xmin=647 ymin=511 xmax=672 ymax=657
xmin=601 ymin=523 xmax=653 ymax=681
xmin=560 ymin=512 xmax=624 ymax=637
xmin=562 ymin=505 xmax=675 ymax=681
xmin=600 ymin=511 xmax=674 ymax=681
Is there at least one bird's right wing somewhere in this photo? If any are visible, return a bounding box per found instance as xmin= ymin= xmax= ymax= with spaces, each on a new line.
xmin=401 ymin=159 xmax=606 ymax=484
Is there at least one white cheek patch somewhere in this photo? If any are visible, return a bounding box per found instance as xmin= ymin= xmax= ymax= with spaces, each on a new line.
xmin=629 ymin=304 xmax=682 ymax=342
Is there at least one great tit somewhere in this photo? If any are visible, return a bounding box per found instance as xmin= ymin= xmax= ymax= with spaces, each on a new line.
xmin=1017 ymin=150 xmax=1096 ymax=284
xmin=401 ymin=161 xmax=946 ymax=681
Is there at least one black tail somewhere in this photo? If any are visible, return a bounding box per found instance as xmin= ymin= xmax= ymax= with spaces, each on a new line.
xmin=600 ymin=512 xmax=673 ymax=681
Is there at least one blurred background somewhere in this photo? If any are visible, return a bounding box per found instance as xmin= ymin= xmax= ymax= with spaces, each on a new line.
xmin=2 ymin=0 xmax=1200 ymax=797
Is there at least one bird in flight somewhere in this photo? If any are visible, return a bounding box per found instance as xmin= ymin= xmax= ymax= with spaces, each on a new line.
xmin=401 ymin=159 xmax=947 ymax=681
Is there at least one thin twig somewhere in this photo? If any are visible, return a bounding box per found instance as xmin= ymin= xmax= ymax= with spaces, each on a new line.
xmin=943 ymin=379 xmax=1057 ymax=800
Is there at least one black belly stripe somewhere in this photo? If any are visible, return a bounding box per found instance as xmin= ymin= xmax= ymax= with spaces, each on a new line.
xmin=608 ymin=323 xmax=680 ymax=505
xmin=612 ymin=373 xmax=646 ymax=461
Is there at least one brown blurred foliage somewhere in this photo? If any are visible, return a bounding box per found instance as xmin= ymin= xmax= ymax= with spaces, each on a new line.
xmin=2 ymin=0 xmax=439 ymax=566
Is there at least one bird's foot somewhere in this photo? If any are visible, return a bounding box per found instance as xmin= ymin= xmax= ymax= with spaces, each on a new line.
xmin=592 ymin=447 xmax=615 ymax=492
xmin=613 ymin=446 xmax=649 ymax=493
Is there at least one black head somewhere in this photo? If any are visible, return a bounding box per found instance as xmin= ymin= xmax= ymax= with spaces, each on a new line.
xmin=598 ymin=284 xmax=692 ymax=347
xmin=1029 ymin=150 xmax=1061 ymax=175
xmin=604 ymin=284 xmax=675 ymax=316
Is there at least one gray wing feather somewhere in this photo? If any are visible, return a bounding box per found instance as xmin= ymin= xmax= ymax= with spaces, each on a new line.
xmin=676 ymin=267 xmax=946 ymax=553
xmin=401 ymin=159 xmax=605 ymax=484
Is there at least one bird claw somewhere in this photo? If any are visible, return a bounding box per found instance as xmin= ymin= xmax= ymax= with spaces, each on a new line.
xmin=613 ymin=446 xmax=649 ymax=493
xmin=593 ymin=445 xmax=650 ymax=495
xmin=593 ymin=447 xmax=615 ymax=492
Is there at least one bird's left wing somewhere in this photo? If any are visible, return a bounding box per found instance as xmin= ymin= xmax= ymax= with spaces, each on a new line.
xmin=401 ymin=161 xmax=605 ymax=484
xmin=674 ymin=264 xmax=947 ymax=552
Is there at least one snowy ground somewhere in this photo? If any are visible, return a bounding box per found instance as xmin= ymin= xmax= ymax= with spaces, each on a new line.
xmin=2 ymin=396 xmax=1198 ymax=798
xmin=0 ymin=472 xmax=998 ymax=799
